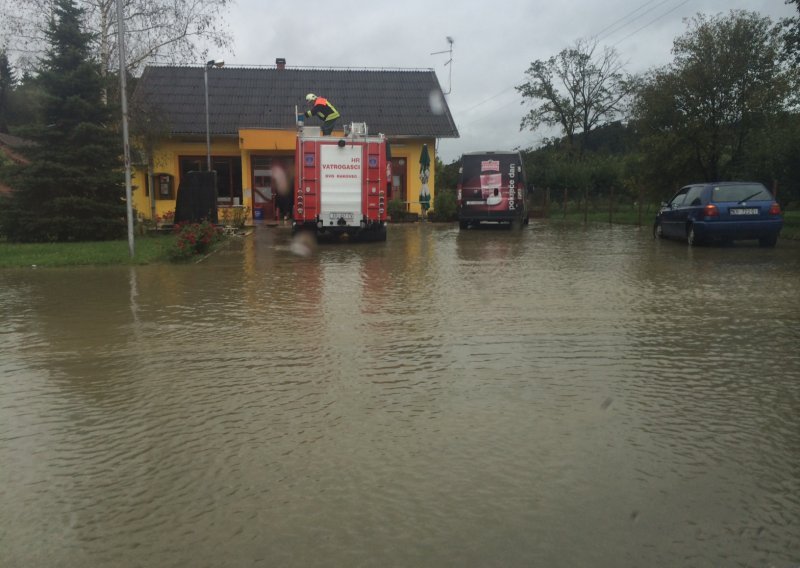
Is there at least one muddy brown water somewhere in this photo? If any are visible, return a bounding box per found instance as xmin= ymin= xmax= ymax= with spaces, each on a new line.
xmin=1 ymin=222 xmax=799 ymax=567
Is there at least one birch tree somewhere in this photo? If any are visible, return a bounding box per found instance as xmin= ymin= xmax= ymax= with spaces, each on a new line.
xmin=0 ymin=0 xmax=233 ymax=76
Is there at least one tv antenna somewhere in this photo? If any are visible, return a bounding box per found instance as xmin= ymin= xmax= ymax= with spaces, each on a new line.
xmin=431 ymin=36 xmax=454 ymax=95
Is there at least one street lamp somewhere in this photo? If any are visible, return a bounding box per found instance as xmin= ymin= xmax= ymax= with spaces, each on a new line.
xmin=204 ymin=59 xmax=224 ymax=171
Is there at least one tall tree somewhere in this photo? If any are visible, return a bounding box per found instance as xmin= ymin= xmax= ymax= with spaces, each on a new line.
xmin=633 ymin=11 xmax=793 ymax=183
xmin=516 ymin=38 xmax=632 ymax=156
xmin=783 ymin=0 xmax=800 ymax=64
xmin=1 ymin=0 xmax=232 ymax=77
xmin=0 ymin=50 xmax=15 ymax=133
xmin=0 ymin=0 xmax=125 ymax=242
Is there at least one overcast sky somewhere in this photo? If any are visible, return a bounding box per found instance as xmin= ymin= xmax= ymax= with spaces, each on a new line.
xmin=218 ymin=0 xmax=794 ymax=163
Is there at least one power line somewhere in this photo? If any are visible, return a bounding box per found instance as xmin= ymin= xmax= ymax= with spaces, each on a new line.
xmin=594 ymin=0 xmax=662 ymax=40
xmin=457 ymin=87 xmax=516 ymax=115
xmin=613 ymin=0 xmax=691 ymax=46
xmin=596 ymin=0 xmax=683 ymax=43
xmin=450 ymin=0 xmax=691 ymax=127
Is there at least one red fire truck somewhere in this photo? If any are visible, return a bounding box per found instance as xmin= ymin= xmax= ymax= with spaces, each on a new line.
xmin=292 ymin=123 xmax=390 ymax=241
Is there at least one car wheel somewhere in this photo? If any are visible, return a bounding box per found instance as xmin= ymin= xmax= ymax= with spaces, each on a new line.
xmin=687 ymin=224 xmax=701 ymax=247
xmin=459 ymin=220 xmax=468 ymax=230
xmin=653 ymin=222 xmax=663 ymax=239
xmin=759 ymin=236 xmax=777 ymax=248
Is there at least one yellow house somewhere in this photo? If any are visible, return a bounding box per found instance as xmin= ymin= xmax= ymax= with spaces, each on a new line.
xmin=131 ymin=60 xmax=458 ymax=224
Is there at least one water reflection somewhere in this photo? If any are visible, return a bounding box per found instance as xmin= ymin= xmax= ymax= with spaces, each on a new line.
xmin=0 ymin=223 xmax=798 ymax=567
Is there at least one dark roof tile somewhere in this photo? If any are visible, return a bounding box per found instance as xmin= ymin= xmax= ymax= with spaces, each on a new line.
xmin=132 ymin=66 xmax=459 ymax=138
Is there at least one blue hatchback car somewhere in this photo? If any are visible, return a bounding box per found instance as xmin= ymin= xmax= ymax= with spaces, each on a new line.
xmin=654 ymin=182 xmax=783 ymax=247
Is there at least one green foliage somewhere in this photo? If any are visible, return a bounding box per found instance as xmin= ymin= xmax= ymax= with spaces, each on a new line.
xmin=0 ymin=0 xmax=125 ymax=243
xmin=4 ymin=73 xmax=45 ymax=129
xmin=633 ymin=11 xmax=791 ymax=183
xmin=168 ymin=221 xmax=223 ymax=261
xmin=783 ymin=0 xmax=800 ymax=65
xmin=0 ymin=50 xmax=14 ymax=133
xmin=434 ymin=155 xmax=460 ymax=192
xmin=516 ymin=38 xmax=631 ymax=155
xmin=387 ymin=197 xmax=404 ymax=221
xmin=429 ymin=188 xmax=457 ymax=221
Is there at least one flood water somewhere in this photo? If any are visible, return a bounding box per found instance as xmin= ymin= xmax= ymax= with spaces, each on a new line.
xmin=1 ymin=222 xmax=799 ymax=567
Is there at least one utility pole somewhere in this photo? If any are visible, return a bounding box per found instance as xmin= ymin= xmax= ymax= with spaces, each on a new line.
xmin=116 ymin=0 xmax=134 ymax=257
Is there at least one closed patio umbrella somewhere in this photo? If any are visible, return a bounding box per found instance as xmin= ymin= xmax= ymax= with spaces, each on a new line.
xmin=419 ymin=144 xmax=431 ymax=218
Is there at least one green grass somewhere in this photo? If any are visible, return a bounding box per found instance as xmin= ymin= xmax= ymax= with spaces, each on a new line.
xmin=539 ymin=206 xmax=656 ymax=227
xmin=0 ymin=234 xmax=177 ymax=267
xmin=782 ymin=210 xmax=800 ymax=240
xmin=541 ymin=204 xmax=800 ymax=240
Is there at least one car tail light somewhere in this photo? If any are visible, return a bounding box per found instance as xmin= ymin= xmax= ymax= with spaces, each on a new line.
xmin=768 ymin=202 xmax=781 ymax=215
xmin=704 ymin=204 xmax=719 ymax=217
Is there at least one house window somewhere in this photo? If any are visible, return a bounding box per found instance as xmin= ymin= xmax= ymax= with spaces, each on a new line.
xmin=179 ymin=156 xmax=243 ymax=205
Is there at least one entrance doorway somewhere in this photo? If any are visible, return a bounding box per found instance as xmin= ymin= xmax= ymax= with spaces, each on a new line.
xmin=391 ymin=157 xmax=407 ymax=208
xmin=252 ymin=156 xmax=275 ymax=221
xmin=251 ymin=156 xmax=295 ymax=221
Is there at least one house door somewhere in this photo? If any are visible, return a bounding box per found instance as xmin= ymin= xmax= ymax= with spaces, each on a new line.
xmin=252 ymin=156 xmax=276 ymax=221
xmin=391 ymin=157 xmax=407 ymax=207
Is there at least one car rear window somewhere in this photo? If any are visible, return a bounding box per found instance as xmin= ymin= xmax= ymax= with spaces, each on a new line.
xmin=711 ymin=184 xmax=772 ymax=202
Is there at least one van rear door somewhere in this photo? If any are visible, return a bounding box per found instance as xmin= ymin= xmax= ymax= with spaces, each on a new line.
xmin=459 ymin=153 xmax=522 ymax=223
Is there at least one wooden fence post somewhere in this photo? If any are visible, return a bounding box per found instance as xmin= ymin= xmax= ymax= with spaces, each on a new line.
xmin=638 ymin=185 xmax=644 ymax=227
xmin=544 ymin=187 xmax=550 ymax=218
xmin=609 ymin=186 xmax=614 ymax=224
xmin=583 ymin=187 xmax=588 ymax=224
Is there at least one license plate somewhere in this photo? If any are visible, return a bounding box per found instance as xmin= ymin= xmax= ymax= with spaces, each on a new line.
xmin=328 ymin=212 xmax=354 ymax=219
xmin=730 ymin=208 xmax=758 ymax=215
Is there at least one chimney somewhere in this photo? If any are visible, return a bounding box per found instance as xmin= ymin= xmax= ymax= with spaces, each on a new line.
xmin=276 ymin=58 xmax=286 ymax=70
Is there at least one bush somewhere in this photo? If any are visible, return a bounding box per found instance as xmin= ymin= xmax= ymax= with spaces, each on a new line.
xmin=387 ymin=197 xmax=404 ymax=221
xmin=0 ymin=196 xmax=126 ymax=242
xmin=429 ymin=189 xmax=458 ymax=221
xmin=219 ymin=206 xmax=250 ymax=229
xmin=168 ymin=221 xmax=223 ymax=261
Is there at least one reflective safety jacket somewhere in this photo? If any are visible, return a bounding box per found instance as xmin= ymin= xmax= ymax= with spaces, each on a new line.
xmin=305 ymin=97 xmax=340 ymax=122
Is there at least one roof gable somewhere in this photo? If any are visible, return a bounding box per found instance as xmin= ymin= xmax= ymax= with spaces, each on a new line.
xmin=132 ymin=66 xmax=459 ymax=139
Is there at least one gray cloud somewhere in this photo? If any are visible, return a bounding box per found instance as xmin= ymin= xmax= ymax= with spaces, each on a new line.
xmin=222 ymin=0 xmax=795 ymax=162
